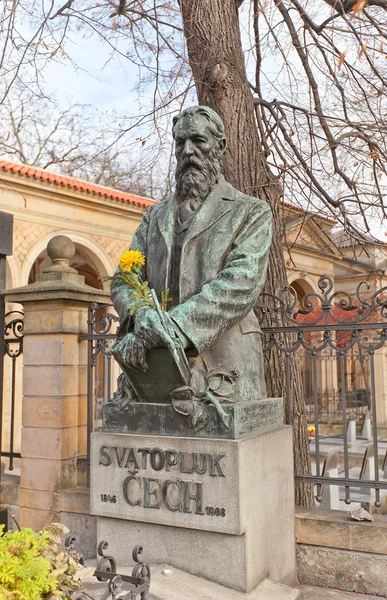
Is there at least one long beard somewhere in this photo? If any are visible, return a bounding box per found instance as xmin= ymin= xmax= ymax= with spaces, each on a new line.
xmin=175 ymin=152 xmax=221 ymax=211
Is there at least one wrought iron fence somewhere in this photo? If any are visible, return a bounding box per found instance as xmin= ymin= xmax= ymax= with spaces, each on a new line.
xmin=66 ymin=537 xmax=151 ymax=599
xmin=258 ymin=274 xmax=387 ymax=508
xmin=0 ymin=310 xmax=23 ymax=471
xmin=81 ymin=304 xmax=119 ymax=482
xmin=301 ymin=348 xmax=371 ymax=420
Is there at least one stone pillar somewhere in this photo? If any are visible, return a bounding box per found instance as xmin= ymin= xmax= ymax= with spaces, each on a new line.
xmin=4 ymin=235 xmax=108 ymax=530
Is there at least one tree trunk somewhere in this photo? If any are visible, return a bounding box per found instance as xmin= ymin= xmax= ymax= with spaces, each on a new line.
xmin=179 ymin=0 xmax=313 ymax=506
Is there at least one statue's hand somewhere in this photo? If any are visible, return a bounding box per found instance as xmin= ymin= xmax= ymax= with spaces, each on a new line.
xmin=111 ymin=333 xmax=148 ymax=372
xmin=134 ymin=307 xmax=176 ymax=350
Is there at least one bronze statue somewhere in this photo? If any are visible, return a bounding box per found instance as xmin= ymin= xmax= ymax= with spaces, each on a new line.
xmin=109 ymin=106 xmax=272 ymax=432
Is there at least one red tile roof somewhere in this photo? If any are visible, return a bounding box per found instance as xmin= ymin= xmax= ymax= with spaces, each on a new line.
xmin=331 ymin=229 xmax=384 ymax=248
xmin=0 ymin=160 xmax=155 ymax=209
xmin=282 ymin=199 xmax=337 ymax=224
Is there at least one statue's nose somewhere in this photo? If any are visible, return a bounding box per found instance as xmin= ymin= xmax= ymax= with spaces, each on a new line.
xmin=183 ymin=139 xmax=194 ymax=156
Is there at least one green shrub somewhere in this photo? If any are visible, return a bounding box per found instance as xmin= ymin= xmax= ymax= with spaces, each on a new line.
xmin=0 ymin=523 xmax=94 ymax=600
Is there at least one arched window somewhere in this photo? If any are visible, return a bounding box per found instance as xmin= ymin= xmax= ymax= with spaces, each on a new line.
xmin=289 ymin=278 xmax=315 ymax=303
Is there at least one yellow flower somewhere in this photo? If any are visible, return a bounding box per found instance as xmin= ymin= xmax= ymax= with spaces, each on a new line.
xmin=119 ymin=250 xmax=145 ymax=272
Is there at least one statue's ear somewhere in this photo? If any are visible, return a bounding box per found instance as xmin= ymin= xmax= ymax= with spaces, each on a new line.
xmin=172 ymin=115 xmax=179 ymax=136
xmin=219 ymin=136 xmax=227 ymax=155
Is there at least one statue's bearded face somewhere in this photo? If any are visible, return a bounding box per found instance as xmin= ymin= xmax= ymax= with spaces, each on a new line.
xmin=174 ymin=114 xmax=224 ymax=205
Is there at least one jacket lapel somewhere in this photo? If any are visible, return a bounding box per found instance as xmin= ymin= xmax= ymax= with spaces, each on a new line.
xmin=156 ymin=193 xmax=175 ymax=250
xmin=182 ymin=176 xmax=235 ymax=249
xmin=153 ymin=194 xmax=175 ymax=291
xmin=153 ymin=177 xmax=236 ymax=294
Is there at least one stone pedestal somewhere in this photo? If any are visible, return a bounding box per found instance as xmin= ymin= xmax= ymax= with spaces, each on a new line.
xmin=104 ymin=397 xmax=283 ymax=439
xmin=91 ymin=424 xmax=297 ymax=593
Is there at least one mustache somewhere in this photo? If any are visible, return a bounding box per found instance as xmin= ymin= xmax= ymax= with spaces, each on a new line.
xmin=178 ymin=156 xmax=204 ymax=172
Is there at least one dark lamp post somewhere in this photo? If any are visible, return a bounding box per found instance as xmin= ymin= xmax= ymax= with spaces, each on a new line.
xmin=0 ymin=211 xmax=13 ymax=532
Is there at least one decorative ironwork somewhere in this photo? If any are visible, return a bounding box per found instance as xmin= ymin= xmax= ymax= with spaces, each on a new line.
xmin=79 ymin=304 xmax=119 ymax=485
xmin=95 ymin=540 xmax=117 ymax=581
xmin=0 ymin=311 xmax=24 ymax=471
xmin=258 ymin=274 xmax=387 ymax=329
xmin=4 ymin=311 xmax=24 ymax=358
xmin=85 ymin=303 xmax=120 ymax=366
xmin=258 ymin=275 xmax=387 ymax=508
xmin=68 ymin=537 xmax=151 ymax=600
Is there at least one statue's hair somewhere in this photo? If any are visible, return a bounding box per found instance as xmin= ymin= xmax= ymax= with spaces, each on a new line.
xmin=172 ymin=105 xmax=225 ymax=141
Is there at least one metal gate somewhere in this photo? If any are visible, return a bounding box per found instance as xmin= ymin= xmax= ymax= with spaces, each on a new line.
xmin=258 ymin=275 xmax=387 ymax=508
xmin=0 ymin=211 xmax=23 ymax=475
xmin=82 ymin=303 xmax=119 ymax=481
xmin=0 ymin=311 xmax=23 ymax=471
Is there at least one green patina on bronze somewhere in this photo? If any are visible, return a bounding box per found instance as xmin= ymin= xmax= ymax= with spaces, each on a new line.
xmin=107 ymin=105 xmax=273 ymax=435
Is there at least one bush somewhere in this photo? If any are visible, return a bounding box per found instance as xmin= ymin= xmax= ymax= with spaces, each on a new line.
xmin=0 ymin=523 xmax=94 ymax=599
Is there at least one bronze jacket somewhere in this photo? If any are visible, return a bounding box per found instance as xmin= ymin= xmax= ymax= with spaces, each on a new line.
xmin=111 ymin=176 xmax=272 ymax=401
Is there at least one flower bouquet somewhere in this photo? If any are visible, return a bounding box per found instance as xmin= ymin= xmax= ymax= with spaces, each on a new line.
xmin=107 ymin=251 xmax=191 ymax=403
xmin=110 ymin=250 xmax=171 ymax=314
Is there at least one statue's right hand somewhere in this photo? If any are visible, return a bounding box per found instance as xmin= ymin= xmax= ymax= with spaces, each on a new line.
xmin=134 ymin=307 xmax=175 ymax=349
xmin=110 ymin=333 xmax=148 ymax=372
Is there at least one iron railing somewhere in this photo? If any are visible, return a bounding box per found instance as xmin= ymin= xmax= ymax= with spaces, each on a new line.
xmin=81 ymin=304 xmax=119 ymax=483
xmin=258 ymin=274 xmax=387 ymax=508
xmin=301 ymin=348 xmax=371 ymax=420
xmin=66 ymin=537 xmax=151 ymax=599
xmin=0 ymin=311 xmax=23 ymax=471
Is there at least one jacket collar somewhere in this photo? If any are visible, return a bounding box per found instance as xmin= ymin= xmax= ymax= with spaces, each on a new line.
xmin=157 ymin=175 xmax=236 ymax=251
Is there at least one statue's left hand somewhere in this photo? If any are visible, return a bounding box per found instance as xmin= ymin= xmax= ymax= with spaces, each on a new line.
xmin=134 ymin=307 xmax=176 ymax=350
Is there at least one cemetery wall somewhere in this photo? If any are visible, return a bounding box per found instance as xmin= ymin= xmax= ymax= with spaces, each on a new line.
xmin=296 ymin=508 xmax=387 ymax=595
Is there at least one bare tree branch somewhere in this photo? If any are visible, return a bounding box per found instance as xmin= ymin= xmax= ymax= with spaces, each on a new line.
xmin=0 ymin=0 xmax=386 ymax=234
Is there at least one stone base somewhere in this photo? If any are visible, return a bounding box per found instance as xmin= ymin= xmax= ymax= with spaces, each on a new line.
xmin=103 ymin=397 xmax=283 ymax=439
xmin=297 ymin=544 xmax=387 ymax=597
xmin=61 ymin=512 xmax=97 ymax=560
xmin=91 ymin=426 xmax=297 ymax=593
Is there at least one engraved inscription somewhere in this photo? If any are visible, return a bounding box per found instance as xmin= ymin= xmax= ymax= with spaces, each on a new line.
xmin=98 ymin=445 xmax=226 ymax=518
xmin=100 ymin=494 xmax=117 ymax=503
xmin=205 ymin=506 xmax=226 ymax=517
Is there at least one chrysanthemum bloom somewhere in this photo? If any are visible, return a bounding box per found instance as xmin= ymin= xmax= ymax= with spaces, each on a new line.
xmin=119 ymin=250 xmax=145 ymax=273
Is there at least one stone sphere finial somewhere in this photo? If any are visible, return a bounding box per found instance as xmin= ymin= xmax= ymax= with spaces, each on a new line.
xmin=44 ymin=235 xmax=77 ymax=273
xmin=47 ymin=235 xmax=75 ymax=261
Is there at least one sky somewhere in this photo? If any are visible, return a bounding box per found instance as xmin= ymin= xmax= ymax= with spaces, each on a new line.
xmin=45 ymin=36 xmax=140 ymax=113
xmin=41 ymin=31 xmax=163 ymax=131
xmin=5 ymin=3 xmax=386 ymax=240
xmin=25 ymin=18 xmax=186 ymax=196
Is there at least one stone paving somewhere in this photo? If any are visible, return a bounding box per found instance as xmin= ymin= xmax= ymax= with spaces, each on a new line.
xmin=78 ymin=564 xmax=386 ymax=599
